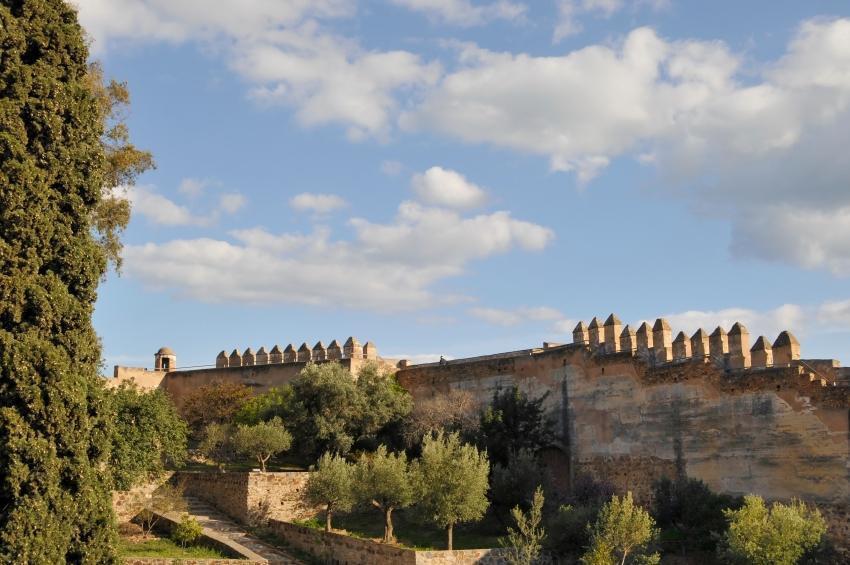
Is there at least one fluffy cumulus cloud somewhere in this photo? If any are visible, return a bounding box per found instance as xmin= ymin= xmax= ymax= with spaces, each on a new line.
xmin=119 ymin=184 xmax=245 ymax=227
xmin=406 ymin=18 xmax=850 ymax=274
xmin=411 ymin=166 xmax=488 ymax=209
xmin=123 ymin=201 xmax=553 ymax=311
xmin=659 ymin=305 xmax=807 ymax=344
xmin=72 ymin=0 xmax=438 ymax=139
xmin=470 ymin=306 xmax=572 ymax=333
xmin=290 ymin=192 xmax=347 ymax=214
xmin=389 ymin=0 xmax=527 ymax=26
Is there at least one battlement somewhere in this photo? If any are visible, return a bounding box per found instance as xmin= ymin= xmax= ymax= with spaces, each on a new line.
xmin=215 ymin=337 xmax=377 ymax=368
xmin=570 ymin=313 xmax=840 ymax=380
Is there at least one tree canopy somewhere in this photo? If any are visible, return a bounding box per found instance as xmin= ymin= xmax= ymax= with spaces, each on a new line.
xmin=354 ymin=445 xmax=416 ymax=543
xmin=477 ymin=386 xmax=554 ymax=467
xmin=231 ymin=417 xmax=292 ymax=472
xmin=0 ymin=0 xmax=149 ymax=560
xmin=305 ymin=452 xmax=356 ymax=532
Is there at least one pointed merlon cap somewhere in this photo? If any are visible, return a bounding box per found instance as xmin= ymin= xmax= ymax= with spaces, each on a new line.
xmin=298 ymin=342 xmax=311 ymax=352
xmin=729 ymin=322 xmax=749 ymax=335
xmin=620 ymin=325 xmax=634 ymax=337
xmin=773 ymin=331 xmax=799 ymax=348
xmin=284 ymin=344 xmax=295 ymax=353
xmin=588 ymin=317 xmax=601 ymax=329
xmin=243 ymin=347 xmax=254 ymax=355
xmin=673 ymin=331 xmax=688 ymax=343
xmin=257 ymin=346 xmax=267 ymax=354
xmin=604 ymin=314 xmax=622 ymax=326
xmin=328 ymin=339 xmax=341 ymax=348
xmin=217 ymin=350 xmax=228 ymax=359
xmin=574 ymin=321 xmax=587 ymax=332
xmin=637 ymin=322 xmax=651 ymax=334
xmin=653 ymin=318 xmax=671 ymax=331
xmin=710 ymin=326 xmax=727 ymax=337
xmin=692 ymin=328 xmax=708 ymax=339
xmin=751 ymin=336 xmax=772 ymax=351
xmin=344 ymin=336 xmax=361 ymax=347
xmin=230 ymin=349 xmax=240 ymax=357
xmin=313 ymin=341 xmax=325 ymax=350
xmin=270 ymin=344 xmax=282 ymax=354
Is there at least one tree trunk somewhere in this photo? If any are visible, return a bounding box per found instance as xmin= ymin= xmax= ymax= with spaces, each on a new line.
xmin=384 ymin=507 xmax=394 ymax=543
xmin=259 ymin=455 xmax=268 ymax=472
xmin=620 ymin=550 xmax=628 ymax=565
xmin=325 ymin=506 xmax=333 ymax=532
xmin=447 ymin=524 xmax=453 ymax=551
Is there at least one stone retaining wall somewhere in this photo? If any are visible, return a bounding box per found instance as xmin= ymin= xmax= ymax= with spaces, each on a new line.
xmin=113 ymin=472 xmax=175 ymax=523
xmin=267 ymin=520 xmax=508 ymax=565
xmin=175 ymin=471 xmax=318 ymax=525
xmin=123 ymin=559 xmax=258 ymax=564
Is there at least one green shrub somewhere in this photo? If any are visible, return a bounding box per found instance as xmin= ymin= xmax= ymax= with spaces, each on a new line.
xmin=171 ymin=514 xmax=203 ymax=548
xmin=547 ymin=503 xmax=599 ymax=556
xmin=581 ymin=492 xmax=659 ymax=565
xmin=491 ymin=449 xmax=546 ymax=519
xmin=500 ymin=486 xmax=547 ymax=565
xmin=718 ymin=495 xmax=826 ymax=565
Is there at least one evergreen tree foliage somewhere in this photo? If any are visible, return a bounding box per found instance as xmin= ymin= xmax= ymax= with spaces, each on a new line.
xmin=354 ymin=445 xmax=416 ymax=543
xmin=108 ymin=382 xmax=188 ymax=490
xmin=305 ymin=452 xmax=356 ymax=532
xmin=0 ymin=1 xmax=148 ymax=560
xmin=477 ymin=386 xmax=554 ymax=467
xmin=413 ymin=430 xmax=490 ymax=550
xmin=718 ymin=495 xmax=826 ymax=565
xmin=501 ymin=486 xmax=547 ymax=565
xmin=231 ymin=416 xmax=292 ymax=472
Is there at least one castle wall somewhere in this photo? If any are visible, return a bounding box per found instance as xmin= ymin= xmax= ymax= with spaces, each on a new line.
xmin=397 ymin=346 xmax=850 ymax=509
xmin=110 ymin=366 xmax=167 ymax=391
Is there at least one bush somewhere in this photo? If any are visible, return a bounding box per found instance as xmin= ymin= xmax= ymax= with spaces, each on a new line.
xmin=582 ymin=492 xmax=659 ymax=565
xmin=171 ymin=515 xmax=203 ymax=548
xmin=718 ymin=495 xmax=826 ymax=565
xmin=477 ymin=387 xmax=554 ymax=467
xmin=501 ymin=486 xmax=547 ymax=565
xmin=182 ymin=381 xmax=252 ymax=435
xmin=652 ymin=476 xmax=741 ymax=552
xmin=231 ymin=417 xmax=292 ymax=472
xmin=491 ymin=449 xmax=547 ymax=520
xmin=547 ymin=503 xmax=600 ymax=557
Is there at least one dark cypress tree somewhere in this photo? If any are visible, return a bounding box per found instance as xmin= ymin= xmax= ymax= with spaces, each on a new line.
xmin=0 ymin=1 xmax=121 ymax=560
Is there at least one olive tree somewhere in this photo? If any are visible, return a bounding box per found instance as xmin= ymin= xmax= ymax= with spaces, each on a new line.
xmin=231 ymin=417 xmax=292 ymax=472
xmin=413 ymin=431 xmax=490 ymax=550
xmin=354 ymin=446 xmax=416 ymax=543
xmin=305 ymin=452 xmax=356 ymax=532
xmin=501 ymin=486 xmax=547 ymax=565
xmin=581 ymin=492 xmax=659 ymax=565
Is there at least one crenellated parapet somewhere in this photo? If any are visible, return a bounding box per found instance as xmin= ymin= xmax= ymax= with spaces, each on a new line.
xmin=571 ymin=313 xmax=812 ymax=374
xmin=215 ymin=337 xmax=378 ymax=367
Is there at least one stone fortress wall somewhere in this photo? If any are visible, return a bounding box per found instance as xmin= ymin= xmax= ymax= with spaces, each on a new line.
xmin=112 ymin=314 xmax=850 ymax=544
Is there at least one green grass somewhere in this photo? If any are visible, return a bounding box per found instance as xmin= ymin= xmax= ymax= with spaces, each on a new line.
xmin=118 ymin=537 xmax=232 ymax=559
xmin=302 ymin=509 xmax=503 ymax=551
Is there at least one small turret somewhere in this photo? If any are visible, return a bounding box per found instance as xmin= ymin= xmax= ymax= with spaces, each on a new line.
xmin=672 ymin=331 xmax=692 ymax=361
xmin=728 ymin=323 xmax=751 ymax=369
xmin=297 ymin=342 xmax=312 ymax=363
xmin=709 ymin=327 xmax=729 ymax=361
xmin=327 ymin=340 xmax=343 ymax=360
xmin=772 ymin=331 xmax=800 ymax=366
xmin=364 ymin=341 xmax=378 ymax=360
xmin=636 ymin=322 xmax=654 ymax=356
xmin=312 ymin=341 xmax=327 ymax=362
xmin=588 ymin=317 xmax=602 ymax=349
xmin=751 ymin=336 xmax=773 ymax=368
xmin=155 ymin=347 xmax=176 ymax=371
xmin=691 ymin=329 xmax=709 ymax=360
xmin=344 ymin=337 xmax=363 ymax=359
xmin=653 ymin=318 xmax=672 ymax=363
xmin=229 ymin=348 xmax=242 ymax=368
xmin=216 ymin=350 xmax=228 ymax=369
xmin=573 ymin=321 xmax=589 ymax=345
xmin=603 ymin=314 xmax=622 ymax=353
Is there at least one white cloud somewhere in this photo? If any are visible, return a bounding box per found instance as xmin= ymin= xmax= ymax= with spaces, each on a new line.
xmin=470 ymin=306 xmax=566 ymax=326
xmin=660 ymin=305 xmax=807 ymax=343
xmin=219 ymin=193 xmax=247 ymax=214
xmin=178 ymin=177 xmax=214 ymax=197
xmin=553 ymin=0 xmax=668 ymax=42
xmin=124 ymin=185 xmax=213 ymax=227
xmin=411 ymin=166 xmax=488 ymax=209
xmin=124 ymin=202 xmax=553 ymax=311
xmin=290 ymin=192 xmax=347 ymax=214
xmin=72 ymin=0 xmax=439 ymax=139
xmin=816 ymin=300 xmax=850 ymax=330
xmin=406 ymin=19 xmax=850 ymax=274
xmin=389 ymin=0 xmax=526 ymax=26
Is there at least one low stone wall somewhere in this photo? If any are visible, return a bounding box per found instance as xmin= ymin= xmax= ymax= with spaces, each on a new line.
xmin=576 ymin=456 xmax=678 ymax=505
xmin=113 ymin=472 xmax=175 ymax=523
xmin=175 ymin=471 xmax=318 ymax=525
xmin=267 ymin=520 xmax=508 ymax=565
xmin=123 ymin=560 xmax=258 ymax=564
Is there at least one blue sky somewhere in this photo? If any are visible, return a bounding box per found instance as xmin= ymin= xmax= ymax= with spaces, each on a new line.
xmin=73 ymin=0 xmax=850 ymax=370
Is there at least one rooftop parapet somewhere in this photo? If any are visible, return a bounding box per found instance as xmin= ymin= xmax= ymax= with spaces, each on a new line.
xmin=216 ymin=350 xmax=228 ymax=369
xmin=728 ymin=323 xmax=751 ymax=370
xmin=672 ymin=331 xmax=692 ymax=361
xmin=773 ymin=331 xmax=800 ymax=366
xmin=229 ymin=348 xmax=242 ymax=368
xmin=573 ymin=321 xmax=589 ymax=345
xmin=603 ymin=314 xmax=622 ymax=353
xmin=691 ymin=329 xmax=709 ymax=361
xmin=256 ymin=346 xmax=269 ymax=365
xmin=751 ymin=336 xmax=773 ymax=368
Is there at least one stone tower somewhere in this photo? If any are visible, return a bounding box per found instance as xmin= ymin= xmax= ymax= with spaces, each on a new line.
xmin=155 ymin=347 xmax=176 ymax=371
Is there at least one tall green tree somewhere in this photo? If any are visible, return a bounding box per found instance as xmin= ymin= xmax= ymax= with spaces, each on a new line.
xmin=306 ymin=452 xmax=356 ymax=532
xmin=414 ymin=431 xmax=490 ymax=550
xmin=581 ymin=493 xmax=659 ymax=565
xmin=501 ymin=486 xmax=547 ymax=565
xmin=231 ymin=417 xmax=292 ymax=472
xmin=478 ymin=386 xmax=554 ymax=467
xmin=108 ymin=382 xmax=188 ymax=490
xmin=354 ymin=445 xmax=416 ymax=543
xmin=0 ymin=0 xmax=149 ymax=561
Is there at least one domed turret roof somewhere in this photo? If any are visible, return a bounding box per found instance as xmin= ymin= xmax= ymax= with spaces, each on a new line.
xmin=157 ymin=346 xmax=175 ymax=356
